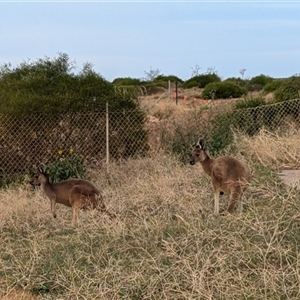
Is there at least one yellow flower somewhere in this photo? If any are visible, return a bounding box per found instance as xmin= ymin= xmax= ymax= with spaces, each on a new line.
xmin=58 ymin=149 xmax=63 ymax=155
xmin=69 ymin=148 xmax=74 ymax=154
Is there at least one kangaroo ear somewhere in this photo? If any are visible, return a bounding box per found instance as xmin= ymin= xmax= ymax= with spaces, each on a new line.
xmin=38 ymin=163 xmax=46 ymax=174
xmin=196 ymin=139 xmax=205 ymax=150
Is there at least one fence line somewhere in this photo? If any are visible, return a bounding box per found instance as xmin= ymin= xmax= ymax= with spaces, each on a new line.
xmin=0 ymin=105 xmax=149 ymax=181
xmin=0 ymin=98 xmax=299 ymax=181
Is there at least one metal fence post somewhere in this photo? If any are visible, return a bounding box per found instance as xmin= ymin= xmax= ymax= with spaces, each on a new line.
xmin=106 ymin=102 xmax=109 ymax=172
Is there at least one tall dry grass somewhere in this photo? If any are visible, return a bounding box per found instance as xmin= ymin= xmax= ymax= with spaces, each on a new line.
xmin=0 ymin=132 xmax=300 ymax=299
xmin=236 ymin=125 xmax=300 ymax=170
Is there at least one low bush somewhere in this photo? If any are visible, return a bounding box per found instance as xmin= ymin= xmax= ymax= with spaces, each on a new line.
xmin=46 ymin=150 xmax=86 ymax=182
xmin=274 ymin=76 xmax=300 ymax=102
xmin=112 ymin=77 xmax=141 ymax=86
xmin=250 ymin=74 xmax=273 ymax=89
xmin=202 ymin=81 xmax=247 ymax=99
xmin=235 ymin=97 xmax=266 ymax=109
xmin=183 ymin=73 xmax=221 ymax=89
xmin=263 ymin=80 xmax=282 ymax=93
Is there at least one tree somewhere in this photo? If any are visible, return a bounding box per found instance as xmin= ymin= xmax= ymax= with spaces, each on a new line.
xmin=239 ymin=68 xmax=246 ymax=79
xmin=143 ymin=67 xmax=161 ymax=81
xmin=190 ymin=64 xmax=202 ymax=77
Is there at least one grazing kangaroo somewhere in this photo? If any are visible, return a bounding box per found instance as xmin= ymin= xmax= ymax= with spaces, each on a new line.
xmin=30 ymin=165 xmax=114 ymax=225
xmin=190 ymin=139 xmax=250 ymax=214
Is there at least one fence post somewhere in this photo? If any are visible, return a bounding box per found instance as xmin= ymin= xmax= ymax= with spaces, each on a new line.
xmin=106 ymin=102 xmax=109 ymax=172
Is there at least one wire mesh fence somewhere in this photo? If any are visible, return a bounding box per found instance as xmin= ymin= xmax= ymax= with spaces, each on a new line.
xmin=0 ymin=107 xmax=149 ymax=181
xmin=148 ymin=97 xmax=300 ymax=161
xmin=1 ymin=98 xmax=300 ymax=181
xmin=222 ymin=98 xmax=300 ymax=135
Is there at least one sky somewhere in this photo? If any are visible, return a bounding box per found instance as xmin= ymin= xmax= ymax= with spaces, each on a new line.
xmin=1 ymin=1 xmax=300 ymax=82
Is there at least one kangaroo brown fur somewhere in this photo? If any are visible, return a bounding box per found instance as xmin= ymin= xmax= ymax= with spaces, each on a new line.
xmin=30 ymin=165 xmax=114 ymax=225
xmin=190 ymin=139 xmax=250 ymax=214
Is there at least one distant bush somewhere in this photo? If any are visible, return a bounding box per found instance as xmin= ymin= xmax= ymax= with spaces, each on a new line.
xmin=202 ymin=81 xmax=247 ymax=99
xmin=112 ymin=77 xmax=141 ymax=86
xmin=274 ymin=76 xmax=300 ymax=102
xmin=183 ymin=73 xmax=221 ymax=89
xmin=183 ymin=80 xmax=200 ymax=89
xmin=235 ymin=97 xmax=266 ymax=109
xmin=250 ymin=74 xmax=273 ymax=87
xmin=263 ymin=80 xmax=282 ymax=93
xmin=243 ymin=74 xmax=273 ymax=92
xmin=153 ymin=75 xmax=183 ymax=84
xmin=224 ymin=77 xmax=249 ymax=88
xmin=0 ymin=53 xmax=140 ymax=115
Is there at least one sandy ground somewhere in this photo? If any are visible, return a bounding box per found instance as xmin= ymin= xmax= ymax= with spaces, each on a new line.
xmin=279 ymin=170 xmax=300 ymax=189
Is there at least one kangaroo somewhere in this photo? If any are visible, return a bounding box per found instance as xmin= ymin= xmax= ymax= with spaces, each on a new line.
xmin=190 ymin=139 xmax=250 ymax=214
xmin=30 ymin=165 xmax=114 ymax=225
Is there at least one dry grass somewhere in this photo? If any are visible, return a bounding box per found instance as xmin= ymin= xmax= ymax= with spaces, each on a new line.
xmin=1 ymin=132 xmax=300 ymax=299
xmin=236 ymin=125 xmax=300 ymax=170
xmin=140 ymin=87 xmax=240 ymax=121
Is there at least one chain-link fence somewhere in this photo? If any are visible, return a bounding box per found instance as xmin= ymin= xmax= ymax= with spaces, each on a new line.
xmin=149 ymin=97 xmax=300 ymax=160
xmin=0 ymin=106 xmax=149 ymax=180
xmin=1 ymin=98 xmax=300 ymax=181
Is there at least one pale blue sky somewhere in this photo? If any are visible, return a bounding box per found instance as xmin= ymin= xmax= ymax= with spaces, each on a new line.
xmin=1 ymin=1 xmax=300 ymax=81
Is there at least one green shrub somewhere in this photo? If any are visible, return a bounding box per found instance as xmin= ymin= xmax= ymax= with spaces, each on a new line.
xmin=153 ymin=75 xmax=183 ymax=84
xmin=274 ymin=77 xmax=300 ymax=102
xmin=244 ymin=74 xmax=273 ymax=92
xmin=235 ymin=97 xmax=266 ymax=110
xmin=206 ymin=112 xmax=234 ymax=155
xmin=112 ymin=77 xmax=141 ymax=86
xmin=0 ymin=53 xmax=140 ymax=115
xmin=183 ymin=73 xmax=221 ymax=89
xmin=224 ymin=77 xmax=249 ymax=88
xmin=202 ymin=82 xmax=247 ymax=99
xmin=183 ymin=80 xmax=200 ymax=89
xmin=46 ymin=149 xmax=85 ymax=182
xmin=250 ymin=74 xmax=273 ymax=87
xmin=263 ymin=80 xmax=282 ymax=93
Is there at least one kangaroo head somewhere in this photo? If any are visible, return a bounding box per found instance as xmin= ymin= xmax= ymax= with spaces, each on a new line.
xmin=30 ymin=165 xmax=49 ymax=185
xmin=190 ymin=139 xmax=207 ymax=165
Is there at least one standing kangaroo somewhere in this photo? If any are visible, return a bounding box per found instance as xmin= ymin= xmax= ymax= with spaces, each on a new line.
xmin=190 ymin=139 xmax=250 ymax=214
xmin=30 ymin=165 xmax=114 ymax=225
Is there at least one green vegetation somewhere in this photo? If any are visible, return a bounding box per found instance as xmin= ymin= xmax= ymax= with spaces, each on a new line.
xmin=274 ymin=76 xmax=300 ymax=102
xmin=235 ymin=96 xmax=266 ymax=109
xmin=224 ymin=76 xmax=249 ymax=89
xmin=263 ymin=79 xmax=282 ymax=93
xmin=183 ymin=73 xmax=221 ymax=89
xmin=248 ymin=74 xmax=273 ymax=91
xmin=0 ymin=53 xmax=139 ymax=116
xmin=153 ymin=75 xmax=183 ymax=84
xmin=0 ymin=54 xmax=149 ymax=182
xmin=112 ymin=77 xmax=142 ymax=86
xmin=202 ymin=81 xmax=247 ymax=99
xmin=46 ymin=149 xmax=85 ymax=182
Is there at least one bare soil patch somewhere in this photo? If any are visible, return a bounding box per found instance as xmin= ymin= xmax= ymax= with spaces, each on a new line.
xmin=279 ymin=169 xmax=300 ymax=189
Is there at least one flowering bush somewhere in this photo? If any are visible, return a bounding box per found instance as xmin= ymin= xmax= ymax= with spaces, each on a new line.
xmin=46 ymin=148 xmax=85 ymax=182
